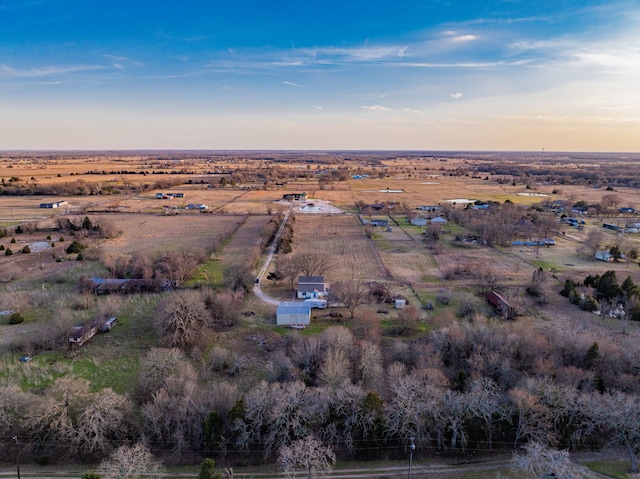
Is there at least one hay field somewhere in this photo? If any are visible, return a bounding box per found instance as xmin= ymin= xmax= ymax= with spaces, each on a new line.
xmin=96 ymin=213 xmax=246 ymax=255
xmin=290 ymin=214 xmax=384 ymax=282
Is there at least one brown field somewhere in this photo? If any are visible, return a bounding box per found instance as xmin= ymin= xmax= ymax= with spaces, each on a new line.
xmin=4 ymin=151 xmax=640 ymax=298
xmin=288 ymin=214 xmax=384 ymax=282
xmin=94 ymin=213 xmax=247 ymax=255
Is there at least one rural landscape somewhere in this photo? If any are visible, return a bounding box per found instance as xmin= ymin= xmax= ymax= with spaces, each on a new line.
xmin=1 ymin=150 xmax=640 ymax=478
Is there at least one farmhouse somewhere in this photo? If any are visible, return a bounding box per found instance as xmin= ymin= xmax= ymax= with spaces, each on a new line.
xmin=411 ymin=218 xmax=428 ymax=227
xmin=297 ymin=276 xmax=328 ymax=299
xmin=276 ymin=302 xmax=311 ymax=327
xmin=418 ymin=205 xmax=441 ymax=212
xmin=431 ymin=217 xmax=447 ymax=224
xmin=594 ymin=250 xmax=625 ymax=262
xmin=484 ymin=291 xmax=516 ymax=319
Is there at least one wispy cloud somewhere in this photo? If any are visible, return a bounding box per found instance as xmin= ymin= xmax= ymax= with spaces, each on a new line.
xmin=312 ymin=105 xmax=323 ymax=111
xmin=361 ymin=105 xmax=392 ymax=112
xmin=103 ymin=54 xmax=143 ymax=68
xmin=0 ymin=63 xmax=102 ymax=78
xmin=282 ymin=80 xmax=303 ymax=87
xmin=450 ymin=92 xmax=463 ymax=99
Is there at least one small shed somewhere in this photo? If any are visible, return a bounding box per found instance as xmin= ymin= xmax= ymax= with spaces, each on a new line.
xmin=277 ymin=302 xmax=311 ymax=327
xmin=394 ymin=298 xmax=406 ymax=309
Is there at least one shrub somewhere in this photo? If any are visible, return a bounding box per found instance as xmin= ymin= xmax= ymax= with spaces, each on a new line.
xmin=21 ymin=245 xmax=31 ymax=254
xmin=59 ymin=236 xmax=65 ymax=242
xmin=81 ymin=473 xmax=101 ymax=479
xmin=5 ymin=248 xmax=12 ymax=256
xmin=66 ymin=240 xmax=86 ymax=254
xmin=15 ymin=225 xmax=23 ymax=234
xmin=10 ymin=237 xmax=16 ymax=243
xmin=0 ymin=244 xmax=4 ymax=250
xmin=9 ymin=312 xmax=24 ymax=324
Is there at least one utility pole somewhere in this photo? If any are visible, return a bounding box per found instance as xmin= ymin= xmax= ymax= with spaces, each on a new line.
xmin=407 ymin=436 xmax=415 ymax=479
xmin=13 ymin=436 xmax=21 ymax=479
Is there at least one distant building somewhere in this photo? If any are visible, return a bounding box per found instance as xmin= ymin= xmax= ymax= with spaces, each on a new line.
xmin=40 ymin=201 xmax=68 ymax=208
xmin=369 ymin=219 xmax=389 ymax=227
xmin=411 ymin=218 xmax=428 ymax=227
xmin=282 ymin=192 xmax=307 ymax=201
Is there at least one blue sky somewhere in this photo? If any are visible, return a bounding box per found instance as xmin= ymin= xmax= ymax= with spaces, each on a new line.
xmin=1 ymin=0 xmax=639 ymax=151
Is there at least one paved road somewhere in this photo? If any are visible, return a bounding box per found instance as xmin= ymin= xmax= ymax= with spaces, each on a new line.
xmin=252 ymin=206 xmax=291 ymax=306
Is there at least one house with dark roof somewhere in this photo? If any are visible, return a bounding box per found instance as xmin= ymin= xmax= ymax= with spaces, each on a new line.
xmin=297 ymin=276 xmax=328 ymax=299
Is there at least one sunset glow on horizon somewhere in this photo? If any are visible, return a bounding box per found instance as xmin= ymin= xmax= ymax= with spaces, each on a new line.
xmin=1 ymin=1 xmax=639 ymax=152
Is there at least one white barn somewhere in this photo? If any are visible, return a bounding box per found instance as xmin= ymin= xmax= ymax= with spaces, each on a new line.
xmin=276 ymin=302 xmax=311 ymax=327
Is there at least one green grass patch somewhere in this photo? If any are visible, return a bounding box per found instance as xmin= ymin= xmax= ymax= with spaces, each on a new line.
xmin=583 ymin=460 xmax=634 ymax=478
xmin=71 ymin=355 xmax=140 ymax=394
xmin=186 ymin=258 xmax=225 ymax=288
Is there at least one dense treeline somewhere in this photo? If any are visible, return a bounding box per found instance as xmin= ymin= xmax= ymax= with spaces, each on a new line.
xmin=2 ymin=310 xmax=639 ymax=469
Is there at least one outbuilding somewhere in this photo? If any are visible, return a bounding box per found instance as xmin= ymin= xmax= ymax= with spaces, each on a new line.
xmin=276 ymin=302 xmax=311 ymax=327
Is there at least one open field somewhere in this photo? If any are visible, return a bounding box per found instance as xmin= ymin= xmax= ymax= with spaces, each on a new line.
xmin=3 ymin=151 xmax=640 ymax=473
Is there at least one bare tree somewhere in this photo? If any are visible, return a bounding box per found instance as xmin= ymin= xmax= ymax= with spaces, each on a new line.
xmin=512 ymin=442 xmax=594 ymax=479
xmin=318 ymin=348 xmax=351 ymax=389
xmin=99 ymin=443 xmax=164 ymax=479
xmin=330 ymin=280 xmax=368 ymax=319
xmin=578 ymin=229 xmax=605 ymax=258
xmin=279 ymin=435 xmax=336 ymax=479
xmin=580 ymin=391 xmax=640 ymax=473
xmin=278 ymin=254 xmax=303 ymax=290
xmin=155 ymin=290 xmax=209 ymax=349
xmin=294 ymin=253 xmax=333 ymax=277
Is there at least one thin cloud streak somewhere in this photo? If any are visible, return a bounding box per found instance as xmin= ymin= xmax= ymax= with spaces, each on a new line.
xmin=0 ymin=63 xmax=103 ymax=78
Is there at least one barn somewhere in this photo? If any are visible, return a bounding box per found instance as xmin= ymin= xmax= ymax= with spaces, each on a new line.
xmin=276 ymin=302 xmax=311 ymax=327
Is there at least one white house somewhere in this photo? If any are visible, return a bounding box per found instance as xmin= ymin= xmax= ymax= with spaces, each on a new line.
xmin=411 ymin=218 xmax=428 ymax=227
xmin=297 ymin=276 xmax=328 ymax=299
xmin=595 ymin=250 xmax=625 ymax=262
xmin=431 ymin=217 xmax=447 ymax=224
xmin=276 ymin=302 xmax=311 ymax=327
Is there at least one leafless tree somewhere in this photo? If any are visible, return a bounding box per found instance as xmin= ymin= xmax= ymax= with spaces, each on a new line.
xmin=279 ymin=434 xmax=336 ymax=479
xmin=512 ymin=442 xmax=594 ymax=479
xmin=99 ymin=443 xmax=164 ymax=479
xmin=155 ymin=290 xmax=209 ymax=349
xmin=278 ymin=254 xmax=303 ymax=290
xmin=318 ymin=348 xmax=351 ymax=389
xmin=294 ymin=253 xmax=333 ymax=277
xmin=330 ymin=280 xmax=368 ymax=319
xmin=578 ymin=229 xmax=605 ymax=258
xmin=579 ymin=391 xmax=640 ymax=473
xmin=137 ymin=347 xmax=191 ymax=402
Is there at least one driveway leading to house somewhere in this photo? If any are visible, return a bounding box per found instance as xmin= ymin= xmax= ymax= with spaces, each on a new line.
xmin=253 ymin=205 xmax=291 ymax=306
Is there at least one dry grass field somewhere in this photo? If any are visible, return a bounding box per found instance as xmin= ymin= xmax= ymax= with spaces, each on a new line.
xmin=288 ymin=214 xmax=384 ymax=282
xmin=95 ymin=213 xmax=246 ymax=255
xmin=4 ymin=151 xmax=640 ymax=298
